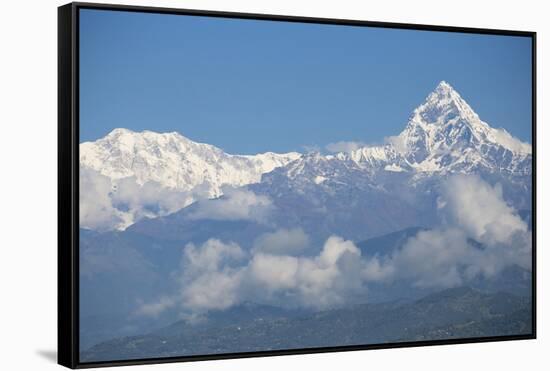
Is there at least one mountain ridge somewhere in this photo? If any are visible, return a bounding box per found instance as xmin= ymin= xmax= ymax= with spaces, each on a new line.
xmin=81 ymin=128 xmax=302 ymax=194
xmin=80 ymin=81 xmax=532 ymax=231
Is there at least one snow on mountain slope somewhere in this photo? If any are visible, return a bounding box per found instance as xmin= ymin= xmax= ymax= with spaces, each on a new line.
xmin=80 ymin=129 xmax=300 ymax=230
xmin=258 ymin=81 xmax=531 ymax=194
xmin=81 ymin=129 xmax=301 ymax=195
xmin=345 ymin=81 xmax=532 ymax=176
xmin=79 ymin=81 xmax=531 ymax=231
xmin=251 ymin=83 xmax=532 ymax=243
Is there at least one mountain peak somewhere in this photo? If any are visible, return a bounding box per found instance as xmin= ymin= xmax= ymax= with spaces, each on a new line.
xmin=434 ymin=80 xmax=454 ymax=93
xmin=409 ymin=81 xmax=484 ymax=132
xmin=429 ymin=81 xmax=463 ymax=105
xmin=422 ymin=80 xmax=470 ymax=111
xmin=387 ymin=80 xmax=532 ymax=167
xmin=106 ymin=128 xmax=189 ymax=140
xmin=106 ymin=127 xmax=135 ymax=137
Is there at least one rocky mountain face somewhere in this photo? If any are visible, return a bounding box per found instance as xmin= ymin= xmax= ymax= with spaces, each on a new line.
xmin=355 ymin=81 xmax=531 ymax=173
xmin=267 ymin=81 xmax=531 ymax=187
xmin=81 ymin=129 xmax=301 ymax=193
xmin=250 ymin=82 xmax=532 ymax=240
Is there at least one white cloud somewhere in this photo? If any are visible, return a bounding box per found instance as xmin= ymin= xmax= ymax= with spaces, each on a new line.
xmin=294 ymin=236 xmax=364 ymax=308
xmin=362 ymin=175 xmax=532 ymax=288
xmin=79 ymin=168 xmax=195 ymax=231
xmin=385 ymin=135 xmax=407 ymax=153
xmin=157 ymin=234 xmax=366 ymax=315
xmin=134 ymin=296 xmax=175 ymax=318
xmin=325 ymin=141 xmax=366 ymax=154
xmin=253 ymin=228 xmax=309 ymax=255
xmin=487 ymin=127 xmax=532 ymax=154
xmin=248 ymin=235 xmax=364 ymax=308
xmin=79 ymin=168 xmax=124 ymax=231
xmin=440 ymin=175 xmax=531 ymax=275
xmin=138 ymin=175 xmax=532 ymax=317
xmin=187 ymin=187 xmax=274 ymax=223
xmin=249 ymin=253 xmax=299 ymax=291
xmin=441 ymin=175 xmax=528 ymax=246
xmin=182 ymin=270 xmax=245 ymax=311
xmin=179 ymin=239 xmax=247 ymax=312
xmin=80 ymin=173 xmax=275 ymax=231
xmin=182 ymin=239 xmax=246 ymax=274
xmin=381 ymin=227 xmax=475 ymax=288
xmin=318 ymin=236 xmax=360 ymax=266
xmin=112 ymin=176 xmax=194 ymax=222
xmin=361 ymin=255 xmax=395 ymax=282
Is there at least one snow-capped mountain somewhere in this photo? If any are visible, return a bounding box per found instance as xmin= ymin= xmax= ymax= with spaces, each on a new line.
xmin=80 ymin=81 xmax=532 ymax=231
xmin=80 ymin=130 xmax=300 ymax=230
xmin=255 ymin=81 xmax=532 ymax=226
xmin=279 ymin=81 xmax=531 ymax=186
xmin=81 ymin=129 xmax=301 ymax=196
xmin=390 ymin=81 xmax=531 ymax=175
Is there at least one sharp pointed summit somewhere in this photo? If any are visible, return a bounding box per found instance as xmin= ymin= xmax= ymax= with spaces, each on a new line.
xmin=434 ymin=80 xmax=454 ymax=91
xmin=413 ymin=81 xmax=481 ymax=127
xmin=388 ymin=81 xmax=531 ymax=166
xmin=431 ymin=80 xmax=455 ymax=97
xmin=340 ymin=80 xmax=532 ymax=177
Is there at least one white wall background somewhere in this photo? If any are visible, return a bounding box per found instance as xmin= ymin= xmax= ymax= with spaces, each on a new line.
xmin=0 ymin=0 xmax=546 ymax=369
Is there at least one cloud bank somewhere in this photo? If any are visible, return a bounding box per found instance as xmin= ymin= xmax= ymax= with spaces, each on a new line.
xmin=252 ymin=228 xmax=310 ymax=255
xmin=80 ymin=168 xmax=198 ymax=231
xmin=186 ymin=187 xmax=274 ymax=223
xmin=441 ymin=175 xmax=528 ymax=246
xmin=136 ymin=175 xmax=531 ymax=318
xmin=179 ymin=239 xmax=247 ymax=312
xmin=80 ymin=168 xmax=123 ymax=231
xmin=362 ymin=175 xmax=532 ymax=288
xmin=136 ymin=234 xmax=365 ymax=317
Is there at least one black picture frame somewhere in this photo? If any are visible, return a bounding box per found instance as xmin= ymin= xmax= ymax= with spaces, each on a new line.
xmin=58 ymin=2 xmax=537 ymax=369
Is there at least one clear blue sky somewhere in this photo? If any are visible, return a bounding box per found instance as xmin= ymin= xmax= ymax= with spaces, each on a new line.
xmin=79 ymin=9 xmax=532 ymax=154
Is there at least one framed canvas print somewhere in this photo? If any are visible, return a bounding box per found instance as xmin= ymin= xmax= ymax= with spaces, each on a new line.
xmin=58 ymin=2 xmax=536 ymax=368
